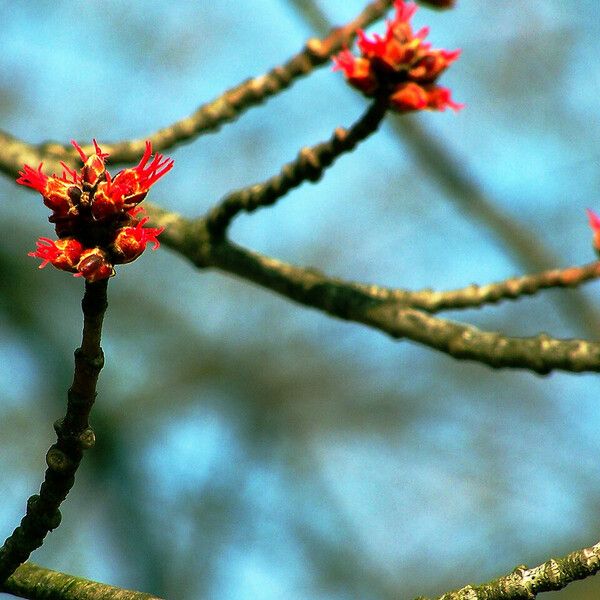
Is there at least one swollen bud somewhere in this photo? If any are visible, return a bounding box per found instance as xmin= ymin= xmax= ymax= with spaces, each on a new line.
xmin=75 ymin=247 xmax=114 ymax=282
xmin=112 ymin=218 xmax=164 ymax=264
xmin=28 ymin=237 xmax=84 ymax=272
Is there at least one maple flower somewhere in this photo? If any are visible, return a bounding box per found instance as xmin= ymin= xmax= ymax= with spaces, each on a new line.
xmin=17 ymin=163 xmax=77 ymax=216
xmin=112 ymin=217 xmax=164 ymax=264
xmin=17 ymin=139 xmax=172 ymax=282
xmin=332 ymin=0 xmax=462 ymax=113
xmin=93 ymin=141 xmax=174 ymax=220
xmin=332 ymin=50 xmax=378 ymax=94
xmin=74 ymin=247 xmax=115 ymax=283
xmin=28 ymin=237 xmax=83 ymax=271
xmin=586 ymin=209 xmax=600 ymax=253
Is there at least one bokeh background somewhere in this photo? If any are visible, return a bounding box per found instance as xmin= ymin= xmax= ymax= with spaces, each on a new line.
xmin=1 ymin=1 xmax=600 ymax=598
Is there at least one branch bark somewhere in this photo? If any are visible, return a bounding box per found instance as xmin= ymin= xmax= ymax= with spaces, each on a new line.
xmin=284 ymin=0 xmax=600 ymax=340
xmin=417 ymin=540 xmax=600 ymax=600
xmin=0 ymin=280 xmax=108 ymax=583
xmin=142 ymin=204 xmax=600 ymax=374
xmin=392 ymin=262 xmax=600 ymax=312
xmin=205 ymin=97 xmax=388 ymax=236
xmin=1 ymin=562 xmax=162 ymax=600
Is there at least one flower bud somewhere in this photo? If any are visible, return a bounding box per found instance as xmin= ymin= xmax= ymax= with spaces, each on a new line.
xmin=75 ymin=247 xmax=114 ymax=282
xmin=28 ymin=237 xmax=84 ymax=272
xmin=71 ymin=139 xmax=109 ymax=186
xmin=332 ymin=0 xmax=462 ymax=113
xmin=112 ymin=218 xmax=164 ymax=264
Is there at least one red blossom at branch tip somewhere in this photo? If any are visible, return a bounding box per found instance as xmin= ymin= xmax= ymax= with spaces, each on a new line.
xmin=332 ymin=0 xmax=462 ymax=114
xmin=18 ymin=163 xmax=77 ymax=215
xmin=70 ymin=138 xmax=110 ymax=162
xmin=332 ymin=50 xmax=378 ymax=94
xmin=425 ymin=86 xmax=464 ymax=111
xmin=92 ymin=141 xmax=173 ymax=220
xmin=112 ymin=140 xmax=174 ymax=194
xmin=73 ymin=247 xmax=115 ymax=282
xmin=59 ymin=161 xmax=81 ymax=184
xmin=112 ymin=217 xmax=164 ymax=264
xmin=70 ymin=138 xmax=110 ymax=185
xmin=18 ymin=139 xmax=173 ymax=282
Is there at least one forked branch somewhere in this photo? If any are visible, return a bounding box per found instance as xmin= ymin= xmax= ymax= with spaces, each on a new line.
xmin=142 ymin=204 xmax=600 ymax=374
xmin=205 ymin=97 xmax=388 ymax=236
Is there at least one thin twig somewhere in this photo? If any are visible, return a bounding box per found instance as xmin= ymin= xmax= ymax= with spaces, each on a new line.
xmin=392 ymin=117 xmax=600 ymax=337
xmin=205 ymin=97 xmax=388 ymax=236
xmin=0 ymin=280 xmax=108 ymax=583
xmin=208 ymin=239 xmax=600 ymax=374
xmin=373 ymin=261 xmax=600 ymax=312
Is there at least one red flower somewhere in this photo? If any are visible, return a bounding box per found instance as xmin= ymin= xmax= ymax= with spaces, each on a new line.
xmin=17 ymin=163 xmax=77 ymax=216
xmin=72 ymin=139 xmax=109 ymax=186
xmin=333 ymin=0 xmax=462 ymax=113
xmin=74 ymin=248 xmax=115 ymax=283
xmin=93 ymin=141 xmax=173 ymax=220
xmin=408 ymin=49 xmax=461 ymax=83
xmin=28 ymin=237 xmax=83 ymax=272
xmin=389 ymin=81 xmax=429 ymax=111
xmin=112 ymin=217 xmax=164 ymax=264
xmin=587 ymin=209 xmax=600 ymax=252
xmin=425 ymin=86 xmax=464 ymax=111
xmin=332 ymin=51 xmax=378 ymax=94
xmin=18 ymin=139 xmax=172 ymax=281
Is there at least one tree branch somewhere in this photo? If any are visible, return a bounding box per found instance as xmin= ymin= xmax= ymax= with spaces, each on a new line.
xmin=389 ymin=116 xmax=600 ymax=338
xmin=0 ymin=280 xmax=108 ymax=583
xmin=284 ymin=0 xmax=600 ymax=341
xmin=417 ymin=540 xmax=600 ymax=600
xmin=139 ymin=204 xmax=600 ymax=374
xmin=363 ymin=304 xmax=600 ymax=374
xmin=205 ymin=97 xmax=388 ymax=236
xmin=1 ymin=562 xmax=162 ymax=600
xmin=394 ymin=262 xmax=600 ymax=312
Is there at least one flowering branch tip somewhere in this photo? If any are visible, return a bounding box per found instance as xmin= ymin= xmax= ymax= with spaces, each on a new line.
xmin=18 ymin=140 xmax=173 ymax=281
xmin=332 ymin=0 xmax=462 ymax=113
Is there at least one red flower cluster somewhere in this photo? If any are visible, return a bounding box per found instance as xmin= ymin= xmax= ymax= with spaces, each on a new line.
xmin=333 ymin=0 xmax=462 ymax=113
xmin=17 ymin=140 xmax=172 ymax=282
